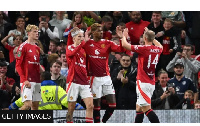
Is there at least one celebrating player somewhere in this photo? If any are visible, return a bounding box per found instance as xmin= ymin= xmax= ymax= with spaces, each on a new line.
xmin=66 ymin=27 xmax=93 ymax=123
xmin=84 ymin=23 xmax=124 ymax=123
xmin=121 ymin=27 xmax=163 ymax=123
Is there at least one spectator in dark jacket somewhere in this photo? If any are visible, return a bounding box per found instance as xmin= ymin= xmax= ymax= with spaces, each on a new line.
xmin=151 ymin=69 xmax=180 ymax=109
xmin=111 ymin=53 xmax=137 ymax=109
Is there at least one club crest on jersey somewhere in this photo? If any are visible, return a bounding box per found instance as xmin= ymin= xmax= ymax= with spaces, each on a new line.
xmin=182 ymin=81 xmax=186 ymax=85
xmin=93 ymin=94 xmax=96 ymax=97
xmin=17 ymin=51 xmax=21 ymax=57
xmin=24 ymin=95 xmax=27 ymax=99
xmin=70 ymin=96 xmax=73 ymax=100
xmin=101 ymin=44 xmax=105 ymax=48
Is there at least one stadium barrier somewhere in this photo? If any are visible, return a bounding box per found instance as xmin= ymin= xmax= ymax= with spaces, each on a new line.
xmin=53 ymin=109 xmax=200 ymax=123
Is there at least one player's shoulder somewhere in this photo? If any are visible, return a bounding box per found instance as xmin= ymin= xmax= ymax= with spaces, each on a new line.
xmin=18 ymin=41 xmax=28 ymax=51
xmin=67 ymin=44 xmax=75 ymax=51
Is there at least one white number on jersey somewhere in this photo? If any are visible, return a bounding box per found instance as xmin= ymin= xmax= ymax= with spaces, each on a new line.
xmin=147 ymin=54 xmax=159 ymax=69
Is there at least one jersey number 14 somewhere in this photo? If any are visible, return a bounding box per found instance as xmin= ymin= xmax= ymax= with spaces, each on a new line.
xmin=147 ymin=54 xmax=159 ymax=69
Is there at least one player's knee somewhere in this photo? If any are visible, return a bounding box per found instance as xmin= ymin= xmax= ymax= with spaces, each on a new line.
xmin=86 ymin=103 xmax=94 ymax=110
xmin=24 ymin=101 xmax=32 ymax=110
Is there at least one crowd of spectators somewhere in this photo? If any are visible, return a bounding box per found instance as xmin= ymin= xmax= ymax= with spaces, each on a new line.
xmin=0 ymin=11 xmax=200 ymax=110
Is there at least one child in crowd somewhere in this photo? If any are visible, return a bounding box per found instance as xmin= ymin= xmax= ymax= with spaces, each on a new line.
xmin=1 ymin=33 xmax=23 ymax=63
xmin=175 ymin=90 xmax=194 ymax=109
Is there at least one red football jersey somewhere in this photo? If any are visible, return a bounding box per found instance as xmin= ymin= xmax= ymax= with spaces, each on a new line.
xmin=66 ymin=42 xmax=89 ymax=85
xmin=131 ymin=45 xmax=163 ymax=84
xmin=126 ymin=20 xmax=150 ymax=45
xmin=83 ymin=39 xmax=124 ymax=77
xmin=162 ymin=36 xmax=171 ymax=55
xmin=5 ymin=44 xmax=15 ymax=63
xmin=16 ymin=41 xmax=41 ymax=83
xmin=103 ymin=30 xmax=112 ymax=40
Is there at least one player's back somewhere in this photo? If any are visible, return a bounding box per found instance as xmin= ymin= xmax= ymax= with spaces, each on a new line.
xmin=131 ymin=45 xmax=163 ymax=84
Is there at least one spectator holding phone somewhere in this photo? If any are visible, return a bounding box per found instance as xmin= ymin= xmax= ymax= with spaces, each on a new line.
xmin=38 ymin=11 xmax=59 ymax=54
xmin=151 ymin=69 xmax=179 ymax=109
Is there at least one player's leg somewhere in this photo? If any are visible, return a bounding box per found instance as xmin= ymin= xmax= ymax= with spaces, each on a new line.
xmin=135 ymin=104 xmax=144 ymax=123
xmin=102 ymin=76 xmax=116 ymax=123
xmin=136 ymin=81 xmax=159 ymax=123
xmin=81 ymin=85 xmax=94 ymax=123
xmin=93 ymin=98 xmax=101 ymax=123
xmin=141 ymin=105 xmax=160 ymax=123
xmin=66 ymin=101 xmax=76 ymax=123
xmin=31 ymin=101 xmax=39 ymax=110
xmin=20 ymin=100 xmax=32 ymax=110
xmin=83 ymin=97 xmax=94 ymax=123
xmin=103 ymin=94 xmax=116 ymax=123
xmin=90 ymin=77 xmax=102 ymax=123
xmin=32 ymin=83 xmax=41 ymax=110
xmin=66 ymin=82 xmax=79 ymax=123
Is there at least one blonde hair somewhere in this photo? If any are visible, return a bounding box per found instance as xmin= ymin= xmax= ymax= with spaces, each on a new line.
xmin=71 ymin=27 xmax=84 ymax=37
xmin=26 ymin=24 xmax=39 ymax=32
xmin=144 ymin=30 xmax=155 ymax=42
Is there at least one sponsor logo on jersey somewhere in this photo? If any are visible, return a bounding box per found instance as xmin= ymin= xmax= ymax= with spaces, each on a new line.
xmin=101 ymin=44 xmax=105 ymax=48
xmin=29 ymin=49 xmax=32 ymax=52
xmin=18 ymin=51 xmax=21 ymax=57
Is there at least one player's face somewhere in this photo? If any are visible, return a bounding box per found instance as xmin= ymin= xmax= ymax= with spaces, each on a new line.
xmin=120 ymin=56 xmax=131 ymax=68
xmin=93 ymin=27 xmax=103 ymax=39
xmin=152 ymin=13 xmax=161 ymax=23
xmin=74 ymin=32 xmax=84 ymax=45
xmin=184 ymin=92 xmax=193 ymax=100
xmin=29 ymin=28 xmax=39 ymax=40
xmin=130 ymin=11 xmax=141 ymax=23
xmin=158 ymin=73 xmax=168 ymax=87
xmin=51 ymin=63 xmax=61 ymax=74
xmin=163 ymin=21 xmax=173 ymax=31
xmin=174 ymin=65 xmax=184 ymax=76
xmin=75 ymin=14 xmax=82 ymax=24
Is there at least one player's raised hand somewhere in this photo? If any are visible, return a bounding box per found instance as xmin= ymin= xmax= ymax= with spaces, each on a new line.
xmin=84 ymin=29 xmax=91 ymax=42
xmin=122 ymin=28 xmax=129 ymax=38
xmin=116 ymin=26 xmax=123 ymax=38
xmin=144 ymin=27 xmax=149 ymax=33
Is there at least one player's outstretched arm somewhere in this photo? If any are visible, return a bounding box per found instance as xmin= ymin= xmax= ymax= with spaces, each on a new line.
xmin=153 ymin=39 xmax=163 ymax=49
xmin=121 ymin=28 xmax=131 ymax=50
